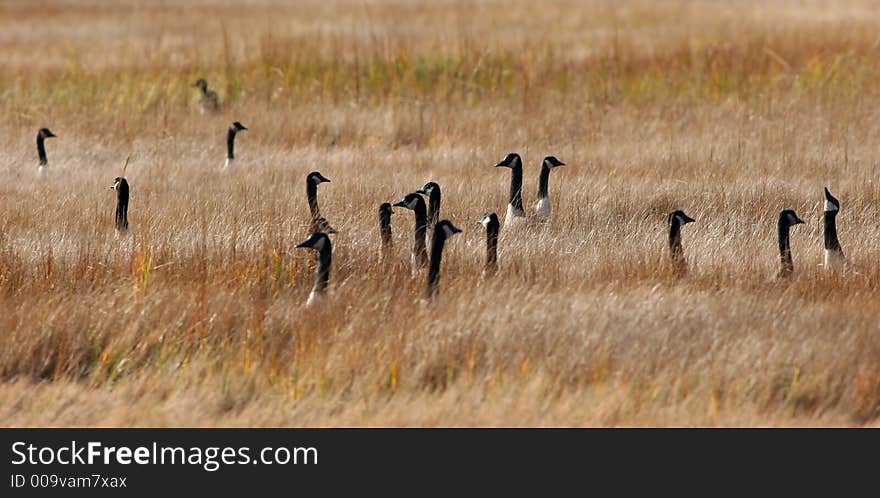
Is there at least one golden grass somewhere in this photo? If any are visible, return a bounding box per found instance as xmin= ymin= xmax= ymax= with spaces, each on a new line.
xmin=1 ymin=0 xmax=879 ymax=426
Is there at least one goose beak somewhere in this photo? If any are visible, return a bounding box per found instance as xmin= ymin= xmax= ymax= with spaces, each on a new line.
xmin=682 ymin=214 xmax=695 ymax=224
xmin=326 ymin=226 xmax=338 ymax=234
xmin=295 ymin=240 xmax=313 ymax=249
xmin=392 ymin=200 xmax=407 ymax=207
xmin=415 ymin=189 xmax=426 ymax=195
xmin=794 ymin=216 xmax=806 ymax=225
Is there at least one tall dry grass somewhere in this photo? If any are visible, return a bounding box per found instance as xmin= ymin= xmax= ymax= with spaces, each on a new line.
xmin=0 ymin=0 xmax=879 ymax=426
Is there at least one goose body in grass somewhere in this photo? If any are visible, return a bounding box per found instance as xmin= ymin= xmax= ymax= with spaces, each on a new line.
xmin=495 ymin=153 xmax=526 ymax=227
xmin=295 ymin=232 xmax=332 ymax=306
xmin=110 ymin=177 xmax=130 ymax=233
xmin=393 ymin=192 xmax=429 ymax=274
xmin=36 ymin=128 xmax=56 ymax=175
xmin=667 ymin=210 xmax=695 ymax=277
xmin=306 ymin=171 xmax=337 ymax=234
xmin=822 ymin=187 xmax=846 ymax=270
xmin=425 ymin=220 xmax=462 ymax=300
xmin=224 ymin=121 xmax=247 ymax=169
xmin=476 ymin=211 xmax=499 ymax=278
xmin=777 ymin=209 xmax=805 ymax=279
xmin=192 ymin=78 xmax=220 ymax=114
xmin=534 ymin=156 xmax=565 ymax=223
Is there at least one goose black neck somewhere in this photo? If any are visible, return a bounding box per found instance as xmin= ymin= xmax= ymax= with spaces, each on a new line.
xmin=37 ymin=135 xmax=48 ymax=166
xmin=380 ymin=212 xmax=393 ymax=248
xmin=668 ymin=218 xmax=686 ymax=271
xmin=537 ymin=164 xmax=551 ymax=198
xmin=116 ymin=181 xmax=129 ymax=232
xmin=306 ymin=181 xmax=319 ymax=218
xmin=508 ymin=165 xmax=523 ymax=211
xmin=426 ymin=232 xmax=448 ymax=298
xmin=823 ymin=211 xmax=841 ymax=251
xmin=313 ymin=245 xmax=332 ymax=294
xmin=427 ymin=190 xmax=441 ymax=228
xmin=485 ymin=221 xmax=499 ymax=272
xmin=778 ymin=221 xmax=794 ymax=277
xmin=668 ymin=218 xmax=683 ymax=254
xmin=226 ymin=128 xmax=236 ymax=159
xmin=413 ymin=202 xmax=428 ymax=262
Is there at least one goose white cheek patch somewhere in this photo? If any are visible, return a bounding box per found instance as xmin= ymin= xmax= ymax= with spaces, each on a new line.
xmin=824 ymin=199 xmax=838 ymax=212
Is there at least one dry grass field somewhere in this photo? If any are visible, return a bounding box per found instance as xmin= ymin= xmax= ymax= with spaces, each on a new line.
xmin=1 ymin=0 xmax=879 ymax=427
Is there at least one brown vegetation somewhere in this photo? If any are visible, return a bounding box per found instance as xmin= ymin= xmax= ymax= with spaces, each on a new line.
xmin=1 ymin=0 xmax=879 ymax=426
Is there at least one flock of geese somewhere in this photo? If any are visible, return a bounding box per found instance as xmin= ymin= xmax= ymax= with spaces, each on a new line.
xmin=23 ymin=80 xmax=849 ymax=305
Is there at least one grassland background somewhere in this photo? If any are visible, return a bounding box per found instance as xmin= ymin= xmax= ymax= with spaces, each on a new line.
xmin=1 ymin=0 xmax=879 ymax=426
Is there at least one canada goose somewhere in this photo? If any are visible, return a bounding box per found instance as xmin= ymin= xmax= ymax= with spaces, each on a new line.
xmin=425 ymin=220 xmax=462 ymax=299
xmin=295 ymin=232 xmax=332 ymax=306
xmin=224 ymin=122 xmax=247 ymax=169
xmin=823 ymin=187 xmax=845 ymax=270
xmin=534 ymin=156 xmax=565 ymax=222
xmin=110 ymin=177 xmax=130 ymax=233
xmin=191 ymin=78 xmax=220 ymax=114
xmin=495 ymin=152 xmax=526 ymax=226
xmin=379 ymin=202 xmax=394 ymax=256
xmin=36 ymin=128 xmax=56 ymax=174
xmin=667 ymin=210 xmax=695 ymax=276
xmin=416 ymin=182 xmax=441 ymax=230
xmin=393 ymin=193 xmax=428 ymax=273
xmin=476 ymin=211 xmax=499 ymax=277
xmin=306 ymin=171 xmax=337 ymax=234
xmin=777 ymin=209 xmax=805 ymax=278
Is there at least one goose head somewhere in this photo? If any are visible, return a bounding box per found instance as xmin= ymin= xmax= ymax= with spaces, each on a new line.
xmin=307 ymin=171 xmax=331 ymax=185
xmin=824 ymin=187 xmax=840 ymax=212
xmin=668 ymin=210 xmax=695 ymax=226
xmin=542 ymin=156 xmax=565 ymax=168
xmin=230 ymin=121 xmax=248 ymax=132
xmin=191 ymin=78 xmax=209 ymax=91
xmin=495 ymin=152 xmax=522 ymax=168
xmin=38 ymin=128 xmax=56 ymax=140
xmin=476 ymin=211 xmax=499 ymax=228
xmin=295 ymin=232 xmax=331 ymax=252
xmin=110 ymin=177 xmax=128 ymax=190
xmin=393 ymin=192 xmax=425 ymax=211
xmin=416 ymin=182 xmax=440 ymax=196
xmin=779 ymin=209 xmax=805 ymax=228
xmin=434 ymin=220 xmax=462 ymax=240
